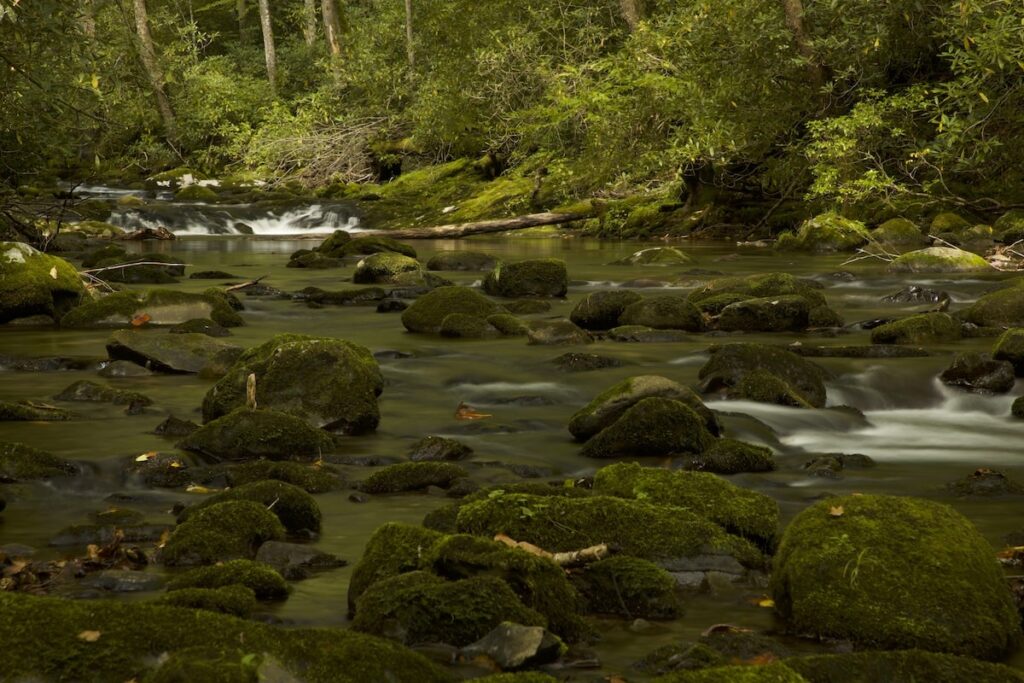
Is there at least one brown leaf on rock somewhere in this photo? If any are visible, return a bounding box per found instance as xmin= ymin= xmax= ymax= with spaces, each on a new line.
xmin=454 ymin=402 xmax=491 ymax=420
xmin=829 ymin=505 xmax=845 ymax=517
xmin=130 ymin=313 xmax=151 ymax=328
xmin=77 ymin=630 xmax=102 ymax=642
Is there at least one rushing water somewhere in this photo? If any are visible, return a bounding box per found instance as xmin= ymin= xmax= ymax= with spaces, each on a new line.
xmin=3 ymin=192 xmax=1024 ymax=674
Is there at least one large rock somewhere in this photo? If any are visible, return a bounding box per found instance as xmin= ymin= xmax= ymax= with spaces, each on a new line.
xmin=177 ymin=480 xmax=321 ymax=535
xmin=775 ymin=213 xmax=870 ymax=252
xmin=993 ymin=328 xmax=1024 ymax=375
xmin=870 ymin=218 xmax=926 ymax=250
xmin=569 ymin=375 xmax=719 ymax=441
xmin=580 ymin=398 xmax=713 ymax=459
xmin=0 ymin=441 xmax=78 ymax=481
xmin=961 ymin=283 xmax=1024 ymax=327
xmin=611 ymin=247 xmax=692 ymax=266
xmin=718 ymin=295 xmax=811 ymax=332
xmin=569 ymin=290 xmax=643 ymax=331
xmin=888 ymin=247 xmax=989 ymax=273
xmin=461 ymin=622 xmax=565 ymax=670
xmin=939 ymin=352 xmax=1015 ymax=393
xmin=483 ymin=259 xmax=568 ymax=298
xmin=618 ymin=296 xmax=704 ymax=331
xmin=106 ymin=330 xmax=242 ymax=374
xmin=676 ymin=438 xmax=776 ymax=475
xmin=698 ymin=343 xmax=829 ymax=408
xmin=571 ymin=556 xmax=681 ymax=619
xmin=870 ymin=312 xmax=962 ymax=345
xmin=0 ymin=242 xmax=85 ymax=324
xmin=996 ymin=209 xmax=1024 ymax=242
xmin=53 ymin=379 xmax=152 ymax=408
xmin=526 ymin=319 xmax=592 ymax=345
xmin=688 ymin=273 xmax=826 ymax=308
xmin=931 ymin=212 xmax=971 ymax=233
xmin=401 ymin=286 xmax=502 ymax=334
xmin=313 ymin=229 xmax=352 ymax=257
xmin=358 ymin=462 xmax=468 ymax=493
xmin=771 ymin=494 xmax=1021 ymax=659
xmin=201 ymin=334 xmax=383 ymax=434
xmin=786 ymin=650 xmax=1024 ymax=683
xmin=159 ymin=500 xmax=286 ymax=566
xmin=178 ymin=408 xmax=336 ymax=461
xmin=62 ymin=289 xmax=243 ymax=328
xmin=352 ymin=252 xmax=423 ymax=285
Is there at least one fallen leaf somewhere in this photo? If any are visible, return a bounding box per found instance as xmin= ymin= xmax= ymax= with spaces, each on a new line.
xmin=77 ymin=630 xmax=102 ymax=642
xmin=49 ymin=266 xmax=58 ymax=279
xmin=755 ymin=597 xmax=775 ymax=608
xmin=454 ymin=402 xmax=492 ymax=420
xmin=130 ymin=313 xmax=151 ymax=328
xmin=185 ymin=484 xmax=218 ymax=494
xmin=829 ymin=505 xmax=845 ymax=517
xmin=701 ymin=623 xmax=751 ymax=636
xmin=135 ymin=451 xmax=158 ymax=462
xmin=997 ymin=546 xmax=1024 ymax=567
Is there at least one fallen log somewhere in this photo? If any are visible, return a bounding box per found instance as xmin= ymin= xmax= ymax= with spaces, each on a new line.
xmin=359 ymin=211 xmax=591 ymax=240
xmin=494 ymin=533 xmax=615 ymax=568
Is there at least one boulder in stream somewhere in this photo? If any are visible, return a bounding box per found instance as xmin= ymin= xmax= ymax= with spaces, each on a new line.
xmin=0 ymin=441 xmax=78 ymax=481
xmin=333 ymin=235 xmax=417 ymax=258
xmin=62 ymin=289 xmax=243 ymax=328
xmin=993 ymin=328 xmax=1024 ymax=375
xmin=255 ymin=541 xmax=346 ymax=580
xmin=579 ymin=397 xmax=713 ymax=459
xmin=165 ymin=558 xmax=289 ymax=599
xmin=409 ymin=435 xmax=474 ymax=462
xmin=611 ymin=246 xmax=692 ymax=266
xmin=106 ymin=329 xmax=242 ymax=374
xmin=887 ymin=246 xmax=989 ymax=273
xmin=775 ymin=212 xmax=870 ymax=252
xmin=401 ymin=286 xmax=502 ymax=334
xmin=786 ymin=650 xmax=1024 ymax=683
xmin=0 ymin=401 xmax=73 ymax=421
xmin=945 ymin=468 xmax=1024 ymax=497
xmin=53 ymin=379 xmax=152 ymax=410
xmin=177 ymin=480 xmax=322 ymax=535
xmin=718 ymin=295 xmax=811 ymax=333
xmin=178 ymin=408 xmax=336 ymax=461
xmin=569 ymin=290 xmax=643 ymax=330
xmin=962 ymin=282 xmax=1024 ymax=328
xmin=526 ymin=319 xmax=592 ymax=345
xmin=159 ymin=499 xmax=285 ymax=566
xmin=0 ymin=242 xmax=85 ymax=324
xmin=570 ymin=556 xmax=682 ymax=619
xmin=870 ymin=218 xmax=927 ymax=250
xmin=870 ymin=312 xmax=962 ymax=344
xmin=698 ymin=343 xmax=829 ymax=408
xmin=483 ymin=259 xmax=568 ymax=298
xmin=939 ymin=352 xmax=1015 ymax=393
xmin=352 ymin=252 xmax=423 ymax=284
xmin=358 ymin=462 xmax=469 ymax=494
xmin=618 ymin=295 xmax=704 ymax=331
xmin=675 ymin=438 xmax=775 ymax=474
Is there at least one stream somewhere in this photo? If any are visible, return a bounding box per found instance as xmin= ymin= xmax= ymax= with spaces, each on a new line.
xmin=3 ymin=189 xmax=1024 ymax=675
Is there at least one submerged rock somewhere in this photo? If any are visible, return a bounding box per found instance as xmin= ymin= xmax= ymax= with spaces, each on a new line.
xmin=178 ymin=408 xmax=336 ymax=461
xmin=54 ymin=379 xmax=152 ymax=408
xmin=359 ymin=462 xmax=468 ymax=493
xmin=619 ymin=296 xmax=704 ymax=331
xmin=334 ymin=235 xmax=417 ymax=258
xmin=0 ymin=441 xmax=78 ymax=481
xmin=688 ymin=273 xmax=826 ymax=308
xmin=483 ymin=259 xmax=568 ymax=298
xmin=939 ymin=352 xmax=1015 ymax=393
xmin=106 ymin=330 xmax=242 ymax=374
xmin=169 ymin=318 xmax=232 ymax=337
xmin=771 ymin=494 xmax=1021 ymax=659
xmin=0 ymin=401 xmax=73 ymax=421
xmin=287 ymin=251 xmax=342 ymax=269
xmin=551 ymin=352 xmax=623 ymax=372
xmin=698 ymin=343 xmax=829 ymax=408
xmin=526 ymin=319 xmax=592 ymax=345
xmin=881 ymin=285 xmax=950 ymax=305
xmin=0 ymin=242 xmax=85 ymax=324
xmin=612 ymin=247 xmax=692 ymax=266
xmin=401 ymin=286 xmax=502 ymax=334
xmin=409 ymin=436 xmax=474 ymax=462
xmin=946 ymin=468 xmax=1024 ymax=497
xmin=255 ymin=541 xmax=346 ymax=580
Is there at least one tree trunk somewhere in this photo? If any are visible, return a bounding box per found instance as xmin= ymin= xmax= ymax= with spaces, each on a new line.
xmin=781 ymin=0 xmax=824 ymax=90
xmin=302 ymin=0 xmax=317 ymax=46
xmin=618 ymin=0 xmax=642 ymax=32
xmin=81 ymin=0 xmax=96 ymax=38
xmin=321 ymin=0 xmax=343 ymax=65
xmin=257 ymin=0 xmax=277 ymax=95
xmin=237 ymin=0 xmax=249 ymax=43
xmin=360 ymin=211 xmax=591 ymax=240
xmin=404 ymin=0 xmax=415 ymax=68
xmin=131 ymin=0 xmax=176 ymax=141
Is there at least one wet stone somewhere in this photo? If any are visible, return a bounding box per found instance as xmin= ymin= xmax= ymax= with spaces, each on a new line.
xmin=551 ymin=352 xmax=623 ymax=372
xmin=80 ymin=570 xmax=164 ymax=593
xmin=254 ymin=541 xmax=346 ymax=580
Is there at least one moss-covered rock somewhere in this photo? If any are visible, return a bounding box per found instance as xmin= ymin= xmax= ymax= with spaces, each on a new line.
xmin=175 ymin=185 xmax=219 ymax=202
xmin=170 ymin=317 xmax=232 ymax=337
xmin=572 ymin=555 xmax=682 ymax=619
xmin=160 ymin=500 xmax=286 ymax=566
xmin=67 ymin=219 xmax=122 ymax=238
xmin=653 ymin=662 xmax=807 ymax=682
xmin=718 ymin=295 xmax=814 ymax=332
xmin=81 ymin=243 xmax=128 ymax=268
xmin=93 ymin=252 xmax=183 ymax=284
xmin=313 ymin=229 xmax=352 ymax=257
xmin=993 ymin=328 xmax=1024 ymax=375
xmin=0 ymin=592 xmax=453 ymax=683
xmin=930 ymin=212 xmax=971 ymax=233
xmin=593 ymin=462 xmax=778 ymax=547
xmin=287 ymin=251 xmax=342 ymax=269
xmin=347 ymin=523 xmax=445 ymax=611
xmin=527 ymin=319 xmax=592 ymax=345
xmin=223 ymin=459 xmax=342 ymax=493
xmin=483 ymin=259 xmax=568 ymax=298
xmin=939 ymin=352 xmax=1015 ymax=393
xmin=888 ymin=247 xmax=990 ymax=273
xmin=734 ymin=369 xmax=815 ymax=408
xmin=53 ymin=379 xmax=152 ymax=408
xmin=580 ymin=397 xmax=714 ymax=459
xmin=177 ymin=480 xmax=321 ymax=535
xmin=336 ymin=235 xmax=417 ymax=258
xmin=776 ymin=213 xmax=870 ymax=253
xmin=486 ymin=313 xmax=529 ymax=336
xmin=870 ymin=312 xmax=962 ymax=345
xmin=456 ymin=493 xmax=763 ymax=570
xmin=676 ymin=438 xmax=776 ymax=474
xmin=785 ymin=649 xmax=1024 ymax=683
xmin=619 ymin=296 xmax=705 ymax=331
xmin=353 ymin=252 xmax=424 ymax=284
xmin=0 ymin=400 xmax=73 ymax=421
xmin=570 ymin=290 xmax=644 ymax=330
xmin=569 ymin=375 xmax=720 ymax=441
xmin=689 ymin=273 xmax=826 ymax=308
xmin=165 ymin=559 xmax=289 ymax=600
xmin=106 ymin=329 xmax=242 ymax=374
xmin=473 ymin=673 xmax=559 ymax=683
xmin=0 ymin=441 xmax=78 ymax=481
xmin=401 ymin=286 xmax=503 ymax=334
xmin=871 ymin=218 xmax=926 ymax=249
xmin=771 ymin=494 xmax=1021 ymax=659
xmin=178 ymin=408 xmax=336 ymax=461
xmin=962 ymin=284 xmax=1024 ymax=328
xmin=612 ymin=247 xmax=692 ymax=266
xmin=201 ymin=334 xmax=383 ymax=434
xmin=352 ymin=571 xmax=545 ymax=647
xmin=439 ymin=312 xmax=500 ymax=339
xmin=0 ymin=242 xmax=85 ymax=324
xmin=62 ymin=289 xmax=243 ymax=328
xmin=359 ymin=462 xmax=468 ymax=494
xmin=158 ymin=585 xmax=257 ymax=617
xmin=698 ymin=343 xmax=829 ymax=408
xmin=146 ymin=645 xmax=259 ymax=683
xmin=409 ymin=436 xmax=473 ymax=462
xmin=425 ymin=250 xmax=498 ymax=271
xmin=996 ymin=209 xmax=1024 ymax=243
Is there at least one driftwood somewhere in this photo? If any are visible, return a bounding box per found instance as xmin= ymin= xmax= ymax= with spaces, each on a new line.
xmin=361 ymin=211 xmax=591 ymax=240
xmin=118 ymin=226 xmax=176 ymax=241
xmin=494 ymin=533 xmax=614 ymax=568
xmin=226 ymin=275 xmax=269 ymax=292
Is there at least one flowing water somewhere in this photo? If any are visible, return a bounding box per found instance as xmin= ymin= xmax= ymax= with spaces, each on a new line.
xmin=3 ymin=190 xmax=1024 ymax=674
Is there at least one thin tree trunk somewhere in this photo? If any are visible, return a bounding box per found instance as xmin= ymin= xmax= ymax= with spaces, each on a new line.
xmin=237 ymin=0 xmax=249 ymax=43
xmin=360 ymin=211 xmax=591 ymax=239
xmin=302 ymin=0 xmax=317 ymax=46
xmin=257 ymin=0 xmax=277 ymax=95
xmin=618 ymin=0 xmax=642 ymax=32
xmin=404 ymin=0 xmax=415 ymax=68
xmin=131 ymin=0 xmax=176 ymax=140
xmin=321 ymin=0 xmax=343 ymax=66
xmin=781 ymin=0 xmax=824 ymax=90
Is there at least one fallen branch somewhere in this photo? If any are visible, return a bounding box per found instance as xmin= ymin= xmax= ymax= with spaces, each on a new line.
xmin=494 ymin=533 xmax=614 ymax=568
xmin=360 ymin=211 xmax=591 ymax=240
xmin=82 ymin=262 xmax=187 ymax=275
xmin=226 ymin=275 xmax=269 ymax=293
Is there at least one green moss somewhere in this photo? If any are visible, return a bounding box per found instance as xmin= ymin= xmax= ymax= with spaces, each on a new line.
xmin=0 ymin=441 xmax=78 ymax=480
xmin=0 ymin=242 xmax=85 ymax=324
xmin=472 ymin=674 xmax=559 ymax=683
xmin=0 ymin=592 xmax=453 ymax=683
xmin=339 ymin=236 xmax=417 ymax=258
xmin=449 ymin=173 xmax=536 ymax=221
xmin=69 ymin=220 xmax=123 ymax=238
xmin=166 ymin=559 xmax=289 ymax=600
xmin=593 ymin=462 xmax=778 ymax=548
xmin=359 ymin=462 xmax=468 ymax=494
xmin=678 ymin=438 xmax=776 ymax=474
xmin=692 ymin=293 xmax=751 ymax=315
xmin=0 ymin=400 xmax=73 ymax=421
xmin=572 ymin=555 xmax=682 ymax=619
xmin=612 ymin=246 xmax=693 ymax=266
xmin=634 ymin=643 xmax=726 ymax=676
xmin=81 ymin=244 xmax=129 ymax=267
xmin=401 ymin=286 xmax=503 ymax=334
xmin=439 ymin=312 xmax=500 ymax=339
xmin=151 ymin=167 xmax=205 ymax=182
xmin=776 ymin=213 xmax=870 ymax=253
xmin=287 ymin=252 xmax=342 ymax=269
xmin=785 ymin=649 xmax=1024 ymax=682
xmin=486 ymin=313 xmax=529 ymax=336
xmin=178 ymin=408 xmax=336 ymax=461
xmin=930 ymin=212 xmax=971 ymax=233
xmin=177 ymin=480 xmax=321 ymax=535
xmin=224 ymin=460 xmax=342 ymax=493
xmin=735 ymin=370 xmax=815 ymax=408
xmin=175 ymin=185 xmax=220 ymax=201
xmin=456 ymin=493 xmax=764 ymax=569
xmin=962 ymin=286 xmax=1024 ymax=327
xmin=483 ymin=259 xmax=568 ymax=298
xmin=61 ymin=289 xmax=243 ymax=328
xmin=147 ymin=645 xmax=259 ymax=683
xmin=698 ymin=343 xmax=830 ymax=408
xmin=158 ymin=585 xmax=257 ymax=617
xmin=569 ymin=290 xmax=643 ymax=330
xmin=771 ymin=494 xmax=1021 ymax=659
xmin=653 ymin=662 xmax=807 ymax=682
xmin=352 ymin=252 xmax=423 ymax=284
xmin=871 ymin=218 xmax=925 ymax=248
xmin=314 ymin=229 xmax=352 ymax=257
xmin=580 ymin=397 xmax=714 ymax=458
xmin=870 ymin=312 xmax=962 ymax=344
xmin=201 ymin=334 xmax=383 ymax=434
xmin=53 ymin=379 xmax=152 ymax=407
xmin=159 ymin=500 xmax=286 ymax=567
xmin=347 ymin=523 xmax=445 ymax=612
xmin=351 ymin=571 xmax=545 ymax=647
xmin=689 ymin=273 xmax=826 ymax=308
xmin=1013 ymin=395 xmax=1024 ymax=419
xmin=888 ymin=247 xmax=989 ymax=273
xmin=996 ymin=209 xmax=1024 ymax=242
xmin=619 ymin=296 xmax=704 ymax=331
xmin=718 ymin=295 xmax=813 ymax=332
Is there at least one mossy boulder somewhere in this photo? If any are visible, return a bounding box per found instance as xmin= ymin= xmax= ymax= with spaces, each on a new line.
xmin=939 ymin=352 xmax=1015 ymax=393
xmin=580 ymin=397 xmax=715 ymax=459
xmin=676 ymin=438 xmax=776 ymax=474
xmin=652 ymin=662 xmax=807 ymax=682
xmin=612 ymin=247 xmax=692 ymax=266
xmin=888 ymin=247 xmax=989 ymax=273
xmin=314 ymin=229 xmax=352 ymax=257
xmin=165 ymin=559 xmax=289 ymax=600
xmin=930 ymin=212 xmax=971 ymax=233
xmin=93 ymin=253 xmax=183 ymax=284
xmin=81 ymin=243 xmax=128 ymax=268
xmin=870 ymin=312 xmax=962 ymax=345
xmin=62 ymin=289 xmax=243 ymax=328
xmin=160 ymin=500 xmax=286 ymax=566
xmin=0 ymin=400 xmax=73 ymax=421
xmin=718 ymin=295 xmax=814 ymax=332
xmin=593 ymin=462 xmax=778 ymax=548
xmin=401 ymin=286 xmax=503 ymax=334
xmin=287 ymin=251 xmax=342 ymax=269
xmin=106 ymin=329 xmax=242 ymax=374
xmin=53 ymin=379 xmax=152 ymax=408
xmin=0 ymin=441 xmax=78 ymax=481
xmin=170 ymin=317 xmax=231 ymax=337
xmin=158 ymin=585 xmax=257 ymax=617
xmin=201 ymin=334 xmax=383 ymax=434
xmin=359 ymin=462 xmax=468 ymax=494
xmin=569 ymin=375 xmax=720 ymax=441
xmin=67 ymin=219 xmax=122 ymax=238
xmin=486 ymin=313 xmax=529 ymax=336
xmin=456 ymin=493 xmax=764 ymax=570
xmin=961 ymin=284 xmax=1024 ymax=328
xmin=178 ymin=408 xmax=336 ymax=461
xmin=572 ymin=556 xmax=682 ymax=619
xmin=771 ymin=494 xmax=1021 ymax=659
xmin=347 ymin=523 xmax=445 ymax=611
xmin=735 ymin=370 xmax=815 ymax=408
xmin=177 ymin=480 xmax=321 ymax=535
xmin=0 ymin=592 xmax=452 ymax=683
xmin=0 ymin=242 xmax=85 ymax=324
xmin=223 ymin=459 xmax=342 ymax=493
xmin=353 ymin=252 xmax=423 ymax=285
xmin=688 ymin=273 xmax=826 ymax=308
xmin=352 ymin=572 xmax=545 ymax=647
xmin=570 ymin=290 xmax=643 ymax=330
xmin=785 ymin=650 xmax=1024 ymax=683
xmin=439 ymin=312 xmax=500 ymax=339
xmin=993 ymin=328 xmax=1024 ymax=375
xmin=426 ymin=250 xmax=498 ymax=271
xmin=871 ymin=218 xmax=926 ymax=249
xmin=776 ymin=213 xmax=870 ymax=253
xmin=996 ymin=209 xmax=1024 ymax=242
xmin=698 ymin=344 xmax=829 ymax=408
xmin=527 ymin=319 xmax=592 ymax=345
xmin=336 ymin=235 xmax=417 ymax=258
xmin=619 ymin=296 xmax=704 ymax=331
xmin=175 ymin=184 xmax=219 ymax=202
xmin=483 ymin=259 xmax=568 ymax=298
xmin=409 ymin=436 xmax=474 ymax=462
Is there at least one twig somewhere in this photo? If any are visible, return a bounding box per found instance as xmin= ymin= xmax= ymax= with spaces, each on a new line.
xmin=82 ymin=261 xmax=187 ymax=274
xmin=226 ymin=275 xmax=268 ymax=293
